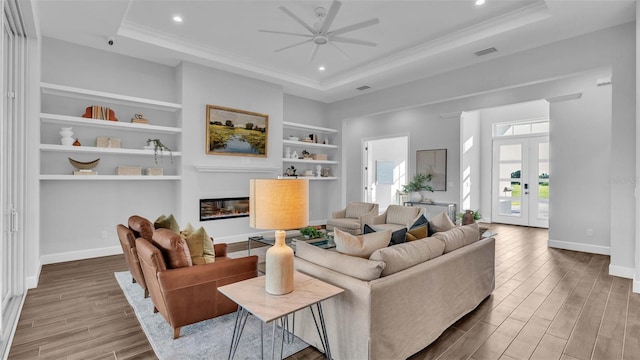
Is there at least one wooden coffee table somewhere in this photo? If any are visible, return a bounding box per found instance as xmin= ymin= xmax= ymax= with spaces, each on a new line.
xmin=219 ymin=271 xmax=343 ymax=360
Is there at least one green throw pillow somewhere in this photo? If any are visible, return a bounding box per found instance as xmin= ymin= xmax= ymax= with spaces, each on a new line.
xmin=182 ymin=225 xmax=215 ymax=265
xmin=154 ymin=214 xmax=180 ymax=233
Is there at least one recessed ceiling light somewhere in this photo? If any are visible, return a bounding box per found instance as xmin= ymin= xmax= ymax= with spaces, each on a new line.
xmin=318 ymin=66 xmax=326 ymax=71
xmin=475 ymin=0 xmax=486 ymax=5
xmin=173 ymin=15 xmax=183 ymax=23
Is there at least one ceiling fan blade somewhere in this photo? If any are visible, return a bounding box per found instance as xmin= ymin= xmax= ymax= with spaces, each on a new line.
xmin=279 ymin=6 xmax=316 ymax=35
xmin=329 ymin=18 xmax=379 ymax=37
xmin=259 ymin=29 xmax=313 ymax=38
xmin=319 ymin=0 xmax=342 ymax=35
xmin=331 ymin=36 xmax=377 ymax=47
xmin=275 ymin=39 xmax=313 ymax=52
xmin=309 ymin=44 xmax=320 ymax=62
xmin=329 ymin=42 xmax=350 ymax=60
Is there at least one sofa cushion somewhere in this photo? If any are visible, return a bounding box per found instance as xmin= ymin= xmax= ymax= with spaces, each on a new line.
xmin=154 ymin=214 xmax=180 ymax=233
xmin=364 ymin=224 xmax=407 ymax=245
xmin=151 ymin=228 xmax=193 ymax=268
xmin=369 ymin=237 xmax=445 ymax=276
xmin=334 ymin=228 xmax=391 ymax=258
xmin=432 ymin=223 xmax=480 ymax=253
xmin=429 ymin=211 xmax=456 ymax=233
xmin=326 ymin=218 xmax=360 ymax=230
xmin=128 ymin=215 xmax=154 ymax=240
xmin=345 ymin=202 xmax=373 ymax=219
xmin=181 ymin=224 xmax=215 ymax=265
xmin=406 ymin=224 xmax=428 ymax=241
xmin=386 ymin=205 xmax=419 ymax=226
xmin=295 ymin=241 xmax=385 ymax=281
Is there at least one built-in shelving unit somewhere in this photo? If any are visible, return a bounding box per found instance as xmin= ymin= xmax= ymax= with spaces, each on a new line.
xmin=39 ymin=82 xmax=182 ymax=180
xmin=282 ymin=122 xmax=339 ymax=180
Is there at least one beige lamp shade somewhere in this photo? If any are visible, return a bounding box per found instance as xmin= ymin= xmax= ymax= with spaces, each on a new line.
xmin=249 ymin=179 xmax=309 ymax=230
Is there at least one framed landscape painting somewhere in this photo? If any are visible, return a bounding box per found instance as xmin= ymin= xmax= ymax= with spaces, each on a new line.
xmin=416 ymin=149 xmax=447 ymax=191
xmin=206 ymin=105 xmax=268 ymax=157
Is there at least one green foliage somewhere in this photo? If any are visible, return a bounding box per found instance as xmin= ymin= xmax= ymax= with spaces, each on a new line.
xmin=300 ymin=226 xmax=321 ymax=239
xmin=208 ymin=124 xmax=266 ymax=154
xmin=457 ymin=209 xmax=482 ymax=221
xmin=146 ymin=139 xmax=172 ymax=164
xmin=245 ymin=123 xmax=254 ymax=130
xmin=402 ymin=173 xmax=434 ymax=193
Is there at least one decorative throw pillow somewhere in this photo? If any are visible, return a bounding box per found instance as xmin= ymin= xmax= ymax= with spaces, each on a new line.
xmin=334 ymin=228 xmax=391 ymax=258
xmin=406 ymin=224 xmax=428 ymax=241
xmin=429 ymin=211 xmax=456 ymax=233
xmin=181 ymin=223 xmax=215 ymax=265
xmin=154 ymin=214 xmax=180 ymax=233
xmin=364 ymin=224 xmax=408 ymax=246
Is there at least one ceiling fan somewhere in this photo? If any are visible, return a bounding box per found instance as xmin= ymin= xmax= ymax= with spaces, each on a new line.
xmin=259 ymin=0 xmax=380 ymax=62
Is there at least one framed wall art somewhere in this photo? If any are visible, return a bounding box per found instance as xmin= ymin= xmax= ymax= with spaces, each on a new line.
xmin=206 ymin=105 xmax=268 ymax=157
xmin=416 ymin=149 xmax=447 ymax=191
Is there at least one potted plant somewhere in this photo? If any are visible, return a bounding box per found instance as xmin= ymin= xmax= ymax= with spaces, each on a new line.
xmin=299 ymin=226 xmax=321 ymax=239
xmin=457 ymin=209 xmax=482 ymax=225
xmin=402 ymin=173 xmax=433 ymax=202
xmin=146 ymin=139 xmax=173 ymax=164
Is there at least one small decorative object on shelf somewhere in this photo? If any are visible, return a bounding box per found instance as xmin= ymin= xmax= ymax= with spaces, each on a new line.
xmin=96 ymin=137 xmax=121 ymax=148
xmin=316 ymin=165 xmax=322 ymax=177
xmin=146 ymin=138 xmax=173 ymax=164
xmin=301 ymin=149 xmax=311 ymax=159
xmin=289 ymin=136 xmax=299 ymax=141
xmin=284 ymin=166 xmax=297 ymax=177
xmin=68 ymin=157 xmax=99 ymax=175
xmin=117 ymin=166 xmax=142 ymax=176
xmin=323 ymin=137 xmax=329 ymax=145
xmin=311 ymin=153 xmax=327 ymax=160
xmin=284 ymin=147 xmax=291 ymax=158
xmin=303 ymin=169 xmax=313 ymax=177
xmin=131 ymin=113 xmax=149 ymax=124
xmin=321 ymin=167 xmax=330 ymax=177
xmin=81 ymin=105 xmax=118 ymax=121
xmin=60 ymin=127 xmax=74 ymax=146
xmin=291 ymin=150 xmax=299 ymax=159
xmin=144 ymin=167 xmax=163 ymax=176
xmin=73 ymin=138 xmax=81 ymax=146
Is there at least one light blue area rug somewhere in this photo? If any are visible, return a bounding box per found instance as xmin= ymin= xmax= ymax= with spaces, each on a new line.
xmin=115 ymin=271 xmax=309 ymax=360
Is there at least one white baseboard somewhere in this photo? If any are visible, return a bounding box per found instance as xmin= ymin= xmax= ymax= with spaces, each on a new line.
xmin=26 ymin=261 xmax=42 ymax=289
xmin=40 ymin=246 xmax=123 ymax=265
xmin=609 ymin=264 xmax=635 ymax=279
xmin=547 ymin=239 xmax=610 ymax=255
xmin=634 ymin=278 xmax=640 ymax=294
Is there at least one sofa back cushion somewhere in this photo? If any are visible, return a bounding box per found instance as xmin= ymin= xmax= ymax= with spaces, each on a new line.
xmin=386 ymin=205 xmax=420 ymax=226
xmin=128 ymin=215 xmax=154 ymax=240
xmin=432 ymin=223 xmax=480 ymax=253
xmin=429 ymin=211 xmax=456 ymax=233
xmin=345 ymin=202 xmax=374 ymax=219
xmin=369 ymin=237 xmax=445 ymax=276
xmin=296 ymin=241 xmax=385 ymax=281
xmin=334 ymin=228 xmax=391 ymax=258
xmin=151 ymin=228 xmax=193 ymax=268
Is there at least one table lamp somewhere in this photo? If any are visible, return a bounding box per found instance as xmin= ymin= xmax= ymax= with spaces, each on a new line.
xmin=250 ymin=179 xmax=309 ymax=295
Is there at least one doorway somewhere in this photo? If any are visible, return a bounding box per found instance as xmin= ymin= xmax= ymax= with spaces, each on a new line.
xmin=362 ymin=136 xmax=409 ymax=213
xmin=492 ymin=134 xmax=549 ymax=228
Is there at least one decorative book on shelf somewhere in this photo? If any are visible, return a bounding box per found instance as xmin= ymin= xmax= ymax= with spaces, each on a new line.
xmin=82 ymin=105 xmax=118 ymax=121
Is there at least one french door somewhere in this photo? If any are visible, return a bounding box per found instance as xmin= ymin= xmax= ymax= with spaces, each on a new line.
xmin=492 ymin=136 xmax=549 ymax=228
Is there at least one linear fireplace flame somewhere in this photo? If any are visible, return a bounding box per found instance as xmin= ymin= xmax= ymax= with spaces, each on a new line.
xmin=200 ymin=197 xmax=249 ymax=221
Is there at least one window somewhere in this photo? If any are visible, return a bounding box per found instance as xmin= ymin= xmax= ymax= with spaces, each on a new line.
xmin=494 ymin=118 xmax=549 ymax=137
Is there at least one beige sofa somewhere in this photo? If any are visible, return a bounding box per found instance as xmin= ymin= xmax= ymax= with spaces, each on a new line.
xmin=327 ymin=202 xmax=379 ymax=235
xmin=365 ymin=204 xmax=423 ymax=232
xmin=293 ymin=223 xmax=495 ymax=360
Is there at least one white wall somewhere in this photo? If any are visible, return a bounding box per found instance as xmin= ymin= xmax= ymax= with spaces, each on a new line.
xmin=368 ymin=136 xmax=408 ymax=212
xmin=460 ymin=111 xmax=481 ymax=216
xmin=328 ymin=22 xmax=636 ymax=277
xmin=39 ymin=38 xmax=179 ymax=263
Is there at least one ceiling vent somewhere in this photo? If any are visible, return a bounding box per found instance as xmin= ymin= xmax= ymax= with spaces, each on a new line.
xmin=474 ymin=47 xmax=497 ymax=56
xmin=356 ymin=85 xmax=371 ymax=91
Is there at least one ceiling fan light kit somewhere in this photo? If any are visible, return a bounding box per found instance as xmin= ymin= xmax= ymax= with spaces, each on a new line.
xmin=259 ymin=0 xmax=380 ymax=62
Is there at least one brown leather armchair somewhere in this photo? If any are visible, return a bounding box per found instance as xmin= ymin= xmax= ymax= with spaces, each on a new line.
xmin=116 ymin=215 xmax=154 ymax=298
xmin=136 ymin=228 xmax=258 ymax=339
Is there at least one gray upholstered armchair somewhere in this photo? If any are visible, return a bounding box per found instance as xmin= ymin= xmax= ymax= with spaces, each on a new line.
xmin=365 ymin=205 xmax=423 ymax=232
xmin=326 ymin=202 xmax=379 ymax=235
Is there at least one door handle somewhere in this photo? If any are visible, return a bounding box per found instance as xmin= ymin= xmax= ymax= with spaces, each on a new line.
xmin=11 ymin=208 xmax=18 ymax=232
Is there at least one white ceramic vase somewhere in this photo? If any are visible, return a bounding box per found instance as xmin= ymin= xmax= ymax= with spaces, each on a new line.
xmin=60 ymin=127 xmax=74 ymax=146
xmin=265 ymin=230 xmax=294 ymax=295
xmin=409 ymin=191 xmax=422 ymax=202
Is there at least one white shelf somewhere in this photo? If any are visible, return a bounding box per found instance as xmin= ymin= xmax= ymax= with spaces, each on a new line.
xmin=282 ymin=140 xmax=338 ymax=149
xmin=279 ymin=176 xmax=338 ymax=181
xmin=282 ymin=158 xmax=338 ymax=165
xmin=40 ymin=143 xmax=182 ymax=157
xmin=40 ymin=175 xmax=181 ymax=181
xmin=41 ymin=113 xmax=181 ymax=134
xmin=194 ymin=165 xmax=280 ymax=173
xmin=41 ymin=82 xmax=182 ymax=112
xmin=283 ymin=121 xmax=338 ymax=134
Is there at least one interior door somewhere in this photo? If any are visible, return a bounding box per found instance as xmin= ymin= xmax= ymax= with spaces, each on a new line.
xmin=492 ymin=136 xmax=549 ymax=228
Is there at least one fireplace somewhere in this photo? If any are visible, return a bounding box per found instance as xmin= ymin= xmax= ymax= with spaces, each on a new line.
xmin=200 ymin=197 xmax=250 ymax=221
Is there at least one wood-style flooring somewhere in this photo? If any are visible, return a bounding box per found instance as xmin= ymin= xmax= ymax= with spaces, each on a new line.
xmin=8 ymin=224 xmax=640 ymax=359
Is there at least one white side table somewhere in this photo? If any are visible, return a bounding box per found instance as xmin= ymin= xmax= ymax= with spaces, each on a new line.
xmin=219 ymin=271 xmax=343 ymax=360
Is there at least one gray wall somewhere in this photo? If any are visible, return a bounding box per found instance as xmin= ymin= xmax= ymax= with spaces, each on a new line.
xmin=328 ymin=22 xmax=636 ymax=275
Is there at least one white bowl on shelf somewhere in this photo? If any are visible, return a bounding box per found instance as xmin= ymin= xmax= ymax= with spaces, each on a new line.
xmin=289 ymin=136 xmax=299 ymax=141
